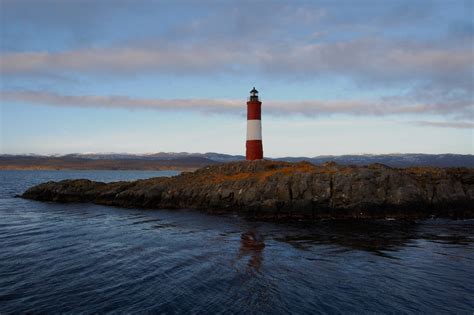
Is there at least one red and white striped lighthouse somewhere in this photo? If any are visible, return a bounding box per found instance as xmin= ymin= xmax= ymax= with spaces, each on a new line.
xmin=246 ymin=87 xmax=263 ymax=160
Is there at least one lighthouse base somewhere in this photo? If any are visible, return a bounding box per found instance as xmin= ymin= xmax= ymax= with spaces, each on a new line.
xmin=246 ymin=140 xmax=263 ymax=160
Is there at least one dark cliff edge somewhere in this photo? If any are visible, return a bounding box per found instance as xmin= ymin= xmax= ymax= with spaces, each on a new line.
xmin=21 ymin=160 xmax=474 ymax=220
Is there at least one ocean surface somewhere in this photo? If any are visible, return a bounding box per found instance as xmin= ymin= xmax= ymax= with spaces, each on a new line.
xmin=0 ymin=170 xmax=473 ymax=314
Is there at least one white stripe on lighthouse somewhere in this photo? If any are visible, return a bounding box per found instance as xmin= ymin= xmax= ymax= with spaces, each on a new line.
xmin=247 ymin=120 xmax=262 ymax=140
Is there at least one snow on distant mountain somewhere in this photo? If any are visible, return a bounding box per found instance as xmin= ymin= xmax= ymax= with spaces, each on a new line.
xmin=68 ymin=152 xmax=247 ymax=162
xmin=276 ymin=154 xmax=474 ymax=168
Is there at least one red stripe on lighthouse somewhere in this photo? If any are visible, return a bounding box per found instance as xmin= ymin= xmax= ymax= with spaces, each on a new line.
xmin=247 ymin=101 xmax=261 ymax=120
xmin=246 ymin=140 xmax=263 ymax=160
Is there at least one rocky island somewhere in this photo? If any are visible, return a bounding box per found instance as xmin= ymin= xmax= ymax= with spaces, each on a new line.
xmin=21 ymin=160 xmax=474 ymax=220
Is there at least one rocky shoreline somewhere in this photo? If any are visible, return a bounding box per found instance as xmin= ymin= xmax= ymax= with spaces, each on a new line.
xmin=21 ymin=160 xmax=474 ymax=220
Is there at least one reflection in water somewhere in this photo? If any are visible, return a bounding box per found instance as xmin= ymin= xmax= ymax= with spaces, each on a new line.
xmin=236 ymin=230 xmax=265 ymax=272
xmin=275 ymin=220 xmax=474 ymax=256
xmin=275 ymin=220 xmax=417 ymax=255
xmin=232 ymin=230 xmax=271 ymax=312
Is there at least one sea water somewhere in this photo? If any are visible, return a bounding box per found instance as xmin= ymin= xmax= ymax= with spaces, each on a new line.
xmin=0 ymin=170 xmax=473 ymax=313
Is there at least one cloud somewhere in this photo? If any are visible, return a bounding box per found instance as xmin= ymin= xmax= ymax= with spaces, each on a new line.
xmin=1 ymin=40 xmax=470 ymax=75
xmin=0 ymin=46 xmax=241 ymax=75
xmin=2 ymin=90 xmax=472 ymax=120
xmin=1 ymin=39 xmax=472 ymax=93
xmin=413 ymin=121 xmax=474 ymax=129
xmin=0 ymin=90 xmax=243 ymax=113
xmin=1 ymin=1 xmax=471 ymax=123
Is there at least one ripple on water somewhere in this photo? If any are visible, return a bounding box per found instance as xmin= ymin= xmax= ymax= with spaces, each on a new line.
xmin=0 ymin=170 xmax=473 ymax=313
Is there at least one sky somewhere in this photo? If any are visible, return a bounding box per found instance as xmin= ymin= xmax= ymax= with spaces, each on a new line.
xmin=0 ymin=0 xmax=473 ymax=157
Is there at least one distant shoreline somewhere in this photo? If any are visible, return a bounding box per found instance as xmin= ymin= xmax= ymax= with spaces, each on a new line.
xmin=2 ymin=153 xmax=474 ymax=170
xmin=0 ymin=155 xmax=215 ymax=172
xmin=0 ymin=166 xmax=195 ymax=172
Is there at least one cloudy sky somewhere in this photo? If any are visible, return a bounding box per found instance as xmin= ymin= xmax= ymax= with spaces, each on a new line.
xmin=1 ymin=0 xmax=473 ymax=156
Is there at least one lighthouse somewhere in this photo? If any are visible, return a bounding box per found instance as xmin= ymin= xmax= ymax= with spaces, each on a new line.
xmin=246 ymin=87 xmax=263 ymax=160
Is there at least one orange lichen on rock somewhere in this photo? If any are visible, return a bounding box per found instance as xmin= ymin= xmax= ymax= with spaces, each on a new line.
xmin=257 ymin=163 xmax=316 ymax=181
xmin=313 ymin=165 xmax=357 ymax=175
xmin=211 ymin=172 xmax=254 ymax=183
xmin=210 ymin=162 xmax=317 ymax=184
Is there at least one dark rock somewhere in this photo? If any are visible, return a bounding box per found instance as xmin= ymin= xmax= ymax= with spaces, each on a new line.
xmin=21 ymin=160 xmax=474 ymax=220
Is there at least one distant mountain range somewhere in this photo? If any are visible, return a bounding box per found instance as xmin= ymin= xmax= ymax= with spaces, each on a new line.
xmin=0 ymin=153 xmax=473 ymax=170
